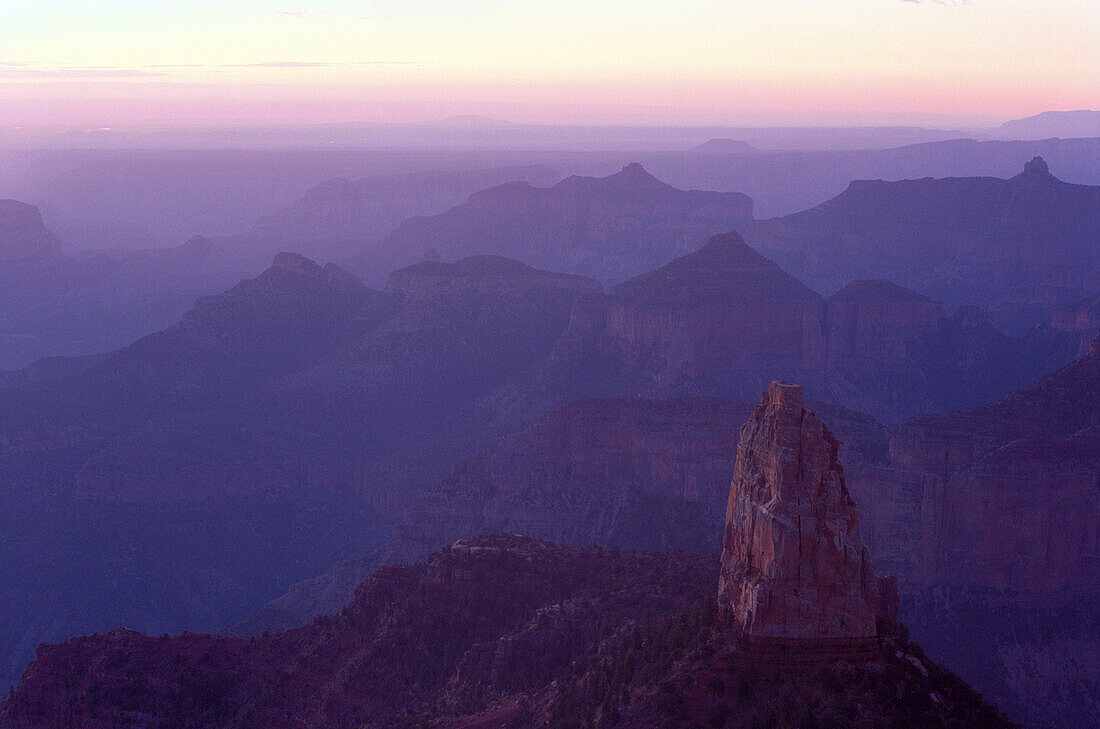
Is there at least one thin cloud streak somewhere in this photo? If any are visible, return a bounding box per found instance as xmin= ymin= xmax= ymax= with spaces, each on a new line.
xmin=0 ymin=60 xmax=425 ymax=80
xmin=148 ymin=61 xmax=425 ymax=69
xmin=0 ymin=64 xmax=166 ymax=79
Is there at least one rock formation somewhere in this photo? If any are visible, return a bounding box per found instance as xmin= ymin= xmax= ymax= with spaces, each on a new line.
xmin=824 ymin=279 xmax=942 ymax=365
xmin=718 ymin=382 xmax=881 ymax=657
xmin=845 ymin=336 xmax=1100 ymax=727
xmin=237 ymin=395 xmax=895 ymax=635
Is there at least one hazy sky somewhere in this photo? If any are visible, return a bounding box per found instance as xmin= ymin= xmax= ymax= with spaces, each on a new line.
xmin=2 ymin=0 xmax=1097 ymax=128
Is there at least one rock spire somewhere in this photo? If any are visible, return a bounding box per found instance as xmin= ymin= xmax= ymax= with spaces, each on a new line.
xmin=718 ymin=382 xmax=881 ymax=656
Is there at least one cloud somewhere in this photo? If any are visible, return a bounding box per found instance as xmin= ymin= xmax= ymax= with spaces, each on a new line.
xmin=0 ymin=63 xmax=166 ymax=79
xmin=276 ymin=10 xmax=310 ymax=17
xmin=146 ymin=61 xmax=424 ymax=70
xmin=0 ymin=61 xmax=423 ymax=80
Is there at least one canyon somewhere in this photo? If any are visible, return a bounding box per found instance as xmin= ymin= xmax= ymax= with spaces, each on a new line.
xmin=0 ymin=387 xmax=1017 ymax=729
xmin=0 ymin=233 xmax=1085 ymax=710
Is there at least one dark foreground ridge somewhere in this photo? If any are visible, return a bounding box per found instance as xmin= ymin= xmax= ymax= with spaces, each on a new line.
xmin=0 ymin=535 xmax=1015 ymax=729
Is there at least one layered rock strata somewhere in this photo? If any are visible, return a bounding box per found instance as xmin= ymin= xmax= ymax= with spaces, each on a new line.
xmin=718 ymin=382 xmax=883 ymax=660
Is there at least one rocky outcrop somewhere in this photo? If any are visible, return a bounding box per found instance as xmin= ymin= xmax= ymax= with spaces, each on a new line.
xmin=844 ymin=337 xmax=1100 ymax=728
xmin=881 ymin=343 xmax=1100 ymax=593
xmin=718 ymin=382 xmax=880 ymax=656
xmin=237 ymin=395 xmax=894 ymax=635
xmin=0 ymin=537 xmax=719 ymax=729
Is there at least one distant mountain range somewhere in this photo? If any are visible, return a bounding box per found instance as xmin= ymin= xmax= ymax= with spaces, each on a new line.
xmin=224 ymin=164 xmax=560 ymax=264
xmin=5 ymin=154 xmax=1096 ymax=370
xmin=746 ymin=157 xmax=1100 ymax=330
xmin=347 ymin=163 xmax=754 ymax=285
xmin=0 ymin=200 xmax=250 ymax=369
xmin=5 ymin=137 xmax=1098 ymax=252
xmin=997 ymin=109 xmax=1100 ymax=139
xmin=0 ymin=166 xmax=559 ymax=369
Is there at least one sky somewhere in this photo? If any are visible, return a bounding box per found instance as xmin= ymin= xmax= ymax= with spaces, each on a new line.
xmin=1 ymin=0 xmax=1097 ymax=128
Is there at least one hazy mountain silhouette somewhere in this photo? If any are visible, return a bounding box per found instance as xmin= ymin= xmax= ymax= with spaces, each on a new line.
xmin=350 ymin=163 xmax=754 ymax=285
xmin=746 ymin=158 xmax=1100 ymax=330
xmin=226 ymin=164 xmax=560 ymax=263
xmin=997 ymin=109 xmax=1100 ymax=139
xmin=0 ymin=202 xmax=250 ymax=368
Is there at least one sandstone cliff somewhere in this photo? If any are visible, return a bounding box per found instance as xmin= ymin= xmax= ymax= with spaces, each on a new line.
xmin=718 ymin=382 xmax=880 ymax=650
xmin=845 ymin=335 xmax=1100 ymax=727
xmin=237 ymin=395 xmax=892 ymax=635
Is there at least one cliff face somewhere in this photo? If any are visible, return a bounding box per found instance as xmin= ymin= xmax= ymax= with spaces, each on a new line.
xmin=401 ymin=397 xmax=745 ymax=554
xmin=541 ymin=233 xmax=1073 ymax=422
xmin=238 ymin=395 xmax=891 ymax=635
xmin=845 ymin=337 xmax=1100 ymax=728
xmin=879 ymin=343 xmax=1100 ymax=593
xmin=718 ymin=383 xmax=879 ymax=647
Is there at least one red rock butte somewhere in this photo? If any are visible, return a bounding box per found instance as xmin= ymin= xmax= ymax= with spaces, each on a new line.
xmin=719 ymin=381 xmax=891 ymax=663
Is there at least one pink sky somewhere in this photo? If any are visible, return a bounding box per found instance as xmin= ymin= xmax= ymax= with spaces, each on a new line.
xmin=2 ymin=0 xmax=1097 ymax=129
